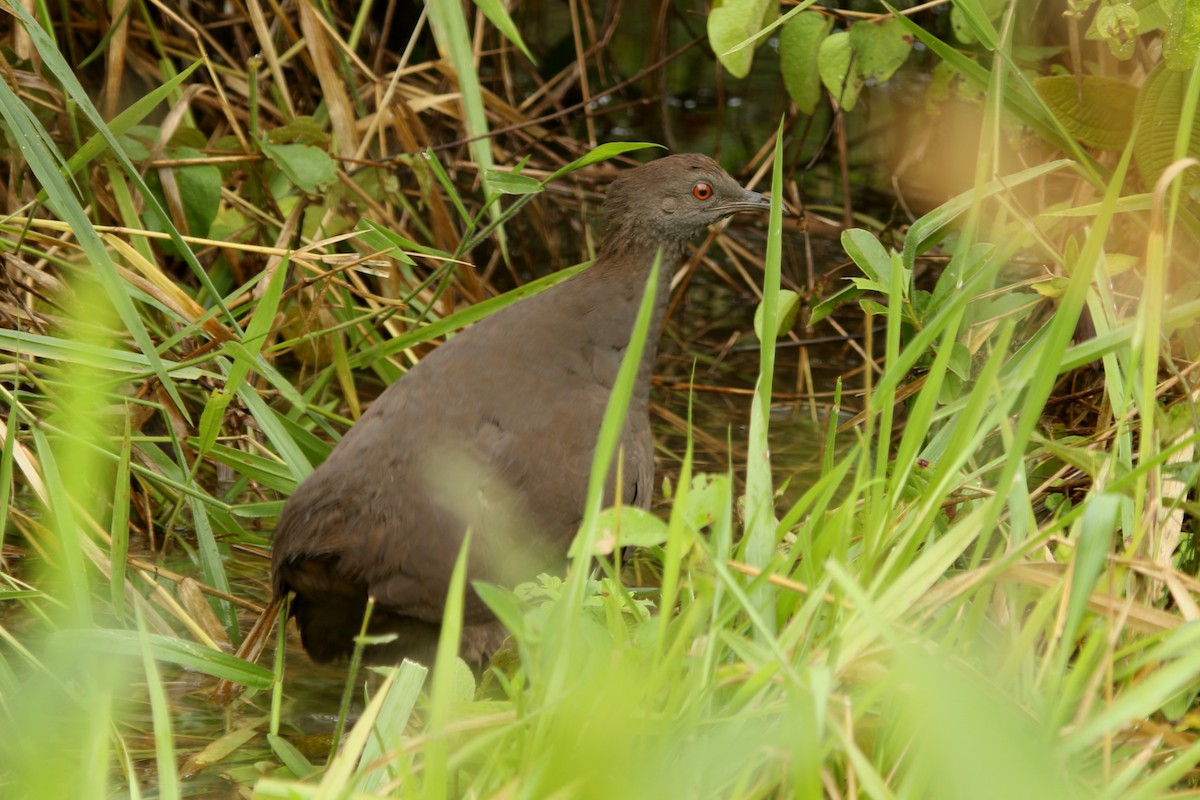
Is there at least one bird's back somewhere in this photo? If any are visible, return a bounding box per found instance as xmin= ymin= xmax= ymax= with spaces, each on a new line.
xmin=272 ymin=260 xmax=658 ymax=662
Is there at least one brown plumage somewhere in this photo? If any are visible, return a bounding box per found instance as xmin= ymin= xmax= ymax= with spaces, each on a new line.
xmin=271 ymin=154 xmax=771 ymax=665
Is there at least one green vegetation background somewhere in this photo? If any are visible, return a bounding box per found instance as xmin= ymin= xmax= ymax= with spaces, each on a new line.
xmin=0 ymin=0 xmax=1198 ymax=797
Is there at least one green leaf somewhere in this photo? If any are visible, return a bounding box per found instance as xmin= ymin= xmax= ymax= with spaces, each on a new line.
xmin=198 ymin=390 xmax=234 ymax=455
xmin=1099 ymin=0 xmax=1176 ymax=35
xmin=754 ymin=289 xmax=800 ymax=340
xmin=474 ymin=0 xmax=537 ymax=63
xmin=1034 ymin=75 xmax=1138 ymax=150
xmin=818 ymin=32 xmax=863 ymax=110
xmin=0 ymin=328 xmax=207 ymax=378
xmin=1091 ymin=3 xmax=1140 ymax=58
xmin=424 ymin=532 xmax=473 ymax=796
xmin=354 ymin=662 xmax=428 ymax=793
xmin=59 ymin=61 xmax=204 ymax=186
xmin=841 ymin=228 xmax=891 ymax=283
xmin=1143 ymin=0 xmax=1177 ymax=30
xmin=739 ymin=120 xmax=787 ymax=643
xmin=427 ymin=0 xmax=503 ymax=240
xmin=181 ymin=724 xmax=259 ymax=776
xmin=1103 ymin=252 xmax=1140 ymax=276
xmin=946 ymin=341 xmax=972 ymax=380
xmin=473 ymin=582 xmax=526 ymax=639
xmin=265 ymin=116 xmax=330 ymax=146
xmin=683 ymin=473 xmax=730 ymax=531
xmin=228 ymin=500 xmax=285 ymax=518
xmin=177 ymin=166 xmax=223 ymax=240
xmin=51 ymin=629 xmax=274 ymax=689
xmin=971 ymin=292 xmax=1039 ymax=326
xmin=810 ymin=281 xmax=866 ymax=325
xmin=546 ymin=141 xmax=664 ymax=182
xmin=267 ymin=734 xmax=320 ymax=779
xmin=1032 ymin=276 xmax=1071 ymax=298
xmin=357 ymin=218 xmax=449 ymax=262
xmin=141 ymin=146 xmax=221 ymax=255
xmin=172 ymin=145 xmax=221 ymax=233
xmin=1134 ymin=62 xmax=1200 ymax=188
xmin=261 ymin=142 xmax=336 ymax=194
xmin=1163 ymin=0 xmax=1200 ymax=70
xmin=595 ymin=505 xmax=670 ymax=549
xmin=1063 ymin=493 xmax=1122 ymax=645
xmin=484 ymin=168 xmax=544 ymax=195
xmin=780 ymin=11 xmax=834 ymax=114
xmin=708 ymin=0 xmax=774 ymax=78
xmin=949 ymin=0 xmax=1007 ymax=46
xmin=849 ymin=18 xmax=912 ymax=85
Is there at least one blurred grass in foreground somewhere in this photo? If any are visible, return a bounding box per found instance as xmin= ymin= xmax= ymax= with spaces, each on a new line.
xmin=0 ymin=1 xmax=1199 ymax=797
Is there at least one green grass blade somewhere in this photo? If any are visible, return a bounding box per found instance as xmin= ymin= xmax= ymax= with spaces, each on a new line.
xmin=739 ymin=120 xmax=786 ymax=636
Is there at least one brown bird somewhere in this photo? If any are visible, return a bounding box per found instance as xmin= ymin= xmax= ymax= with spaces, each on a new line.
xmin=271 ymin=154 xmax=771 ymax=665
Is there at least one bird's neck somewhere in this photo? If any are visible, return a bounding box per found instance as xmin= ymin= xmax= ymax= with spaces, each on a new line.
xmin=581 ymin=241 xmax=686 ymax=393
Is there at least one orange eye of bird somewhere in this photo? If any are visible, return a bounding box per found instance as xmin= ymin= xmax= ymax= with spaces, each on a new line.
xmin=692 ymin=182 xmax=714 ymax=201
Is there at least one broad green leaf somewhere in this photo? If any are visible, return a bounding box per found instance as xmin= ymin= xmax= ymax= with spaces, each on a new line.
xmin=1095 ymin=0 xmax=1177 ymax=35
xmin=1103 ymin=253 xmax=1140 ymax=276
xmin=945 ymin=341 xmax=972 ymax=380
xmin=818 ymin=32 xmax=863 ymax=110
xmin=1034 ymin=75 xmax=1138 ymax=150
xmin=780 ymin=11 xmax=834 ymax=114
xmin=473 ymin=582 xmax=527 ymax=640
xmin=265 ymin=116 xmax=330 ymax=146
xmin=1032 ymin=276 xmax=1071 ymax=298
xmin=261 ymin=142 xmax=336 ymax=194
xmin=684 ymin=473 xmax=730 ymax=531
xmin=1163 ymin=0 xmax=1200 ymax=70
xmin=810 ymin=281 xmax=866 ymax=325
xmin=595 ymin=505 xmax=670 ymax=549
xmin=841 ymin=228 xmax=891 ymax=283
xmin=1145 ymin=0 xmax=1178 ymax=29
xmin=849 ymin=18 xmax=912 ymax=85
xmin=1134 ymin=62 xmax=1200 ymax=188
xmin=143 ymin=145 xmax=221 ymax=244
xmin=1090 ymin=3 xmax=1140 ymax=58
xmin=708 ymin=0 xmax=774 ymax=78
xmin=754 ymin=289 xmax=800 ymax=340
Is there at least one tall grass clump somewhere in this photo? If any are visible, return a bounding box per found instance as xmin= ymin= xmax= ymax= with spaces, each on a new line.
xmin=0 ymin=0 xmax=1198 ymax=797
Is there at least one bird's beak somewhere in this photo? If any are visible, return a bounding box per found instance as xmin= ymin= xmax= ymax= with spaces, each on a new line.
xmin=716 ymin=188 xmax=783 ymax=216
